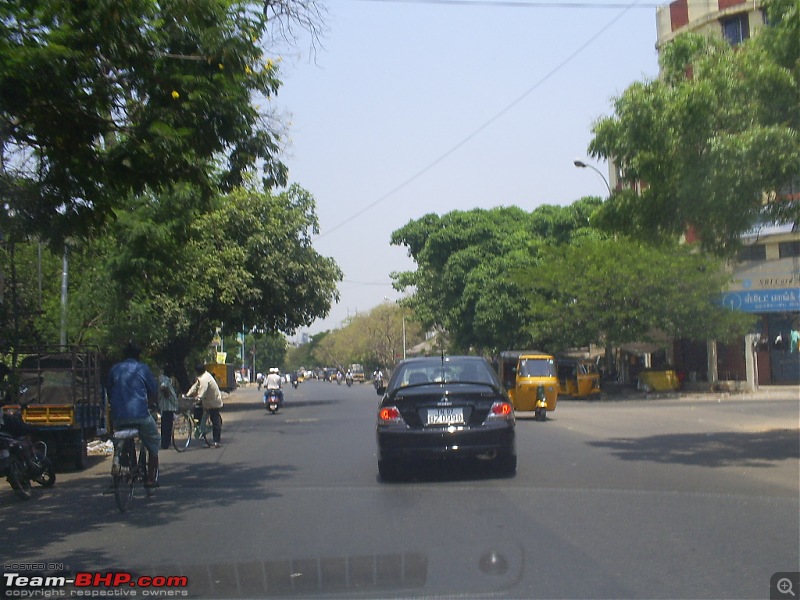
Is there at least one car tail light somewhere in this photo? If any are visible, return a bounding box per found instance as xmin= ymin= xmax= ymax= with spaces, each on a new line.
xmin=378 ymin=406 xmax=403 ymax=424
xmin=488 ymin=401 xmax=513 ymax=419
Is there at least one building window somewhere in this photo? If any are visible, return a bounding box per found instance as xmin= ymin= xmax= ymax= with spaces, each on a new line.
xmin=721 ymin=13 xmax=750 ymax=45
xmin=737 ymin=243 xmax=766 ymax=261
xmin=778 ymin=241 xmax=800 ymax=258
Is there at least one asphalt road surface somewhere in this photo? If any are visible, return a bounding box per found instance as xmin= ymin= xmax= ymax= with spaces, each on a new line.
xmin=2 ymin=380 xmax=798 ymax=599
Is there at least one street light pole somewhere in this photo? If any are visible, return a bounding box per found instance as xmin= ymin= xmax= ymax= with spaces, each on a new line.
xmin=574 ymin=159 xmax=612 ymax=196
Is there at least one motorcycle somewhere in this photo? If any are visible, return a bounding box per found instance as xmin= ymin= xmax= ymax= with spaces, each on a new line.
xmin=0 ymin=432 xmax=55 ymax=500
xmin=264 ymin=388 xmax=282 ymax=414
xmin=291 ymin=379 xmax=298 ymax=389
xmin=346 ymin=375 xmax=353 ymax=387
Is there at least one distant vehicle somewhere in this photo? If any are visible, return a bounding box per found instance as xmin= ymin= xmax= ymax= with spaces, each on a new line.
xmin=556 ymin=356 xmax=601 ymax=398
xmin=375 ymin=356 xmax=516 ymax=481
xmin=497 ymin=350 xmax=558 ymax=421
xmin=205 ymin=363 xmax=237 ymax=392
xmin=348 ymin=364 xmax=365 ymax=383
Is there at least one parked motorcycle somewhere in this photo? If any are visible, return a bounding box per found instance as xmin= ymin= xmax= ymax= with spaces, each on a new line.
xmin=0 ymin=432 xmax=55 ymax=500
xmin=264 ymin=389 xmax=282 ymax=414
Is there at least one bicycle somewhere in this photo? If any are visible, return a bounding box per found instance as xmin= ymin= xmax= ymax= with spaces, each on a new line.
xmin=171 ymin=397 xmax=216 ymax=452
xmin=111 ymin=426 xmax=158 ymax=513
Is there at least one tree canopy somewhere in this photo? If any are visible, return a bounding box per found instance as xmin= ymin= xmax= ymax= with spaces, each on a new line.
xmin=390 ymin=199 xmax=751 ymax=355
xmin=390 ymin=200 xmax=602 ymax=353
xmin=1 ymin=183 xmax=342 ymax=381
xmin=0 ymin=0 xmax=339 ymax=377
xmin=518 ymin=237 xmax=753 ymax=352
xmin=309 ymin=303 xmax=424 ymax=371
xmin=0 ymin=0 xmax=304 ymax=244
xmin=588 ymin=0 xmax=800 ymax=255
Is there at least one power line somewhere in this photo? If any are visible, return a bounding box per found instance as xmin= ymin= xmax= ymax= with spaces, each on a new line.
xmin=351 ymin=0 xmax=664 ymax=8
xmin=316 ymin=0 xmax=646 ymax=239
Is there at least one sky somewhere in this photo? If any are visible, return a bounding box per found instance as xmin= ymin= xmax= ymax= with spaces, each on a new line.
xmin=272 ymin=0 xmax=663 ymax=338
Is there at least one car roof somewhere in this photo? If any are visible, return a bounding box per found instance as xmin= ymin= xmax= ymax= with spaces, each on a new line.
xmin=499 ymin=350 xmax=553 ymax=359
xmin=396 ymin=355 xmax=489 ymax=365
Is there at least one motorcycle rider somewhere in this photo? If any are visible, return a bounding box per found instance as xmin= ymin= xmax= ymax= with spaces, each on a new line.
xmin=345 ymin=369 xmax=354 ymax=386
xmin=265 ymin=367 xmax=284 ymax=406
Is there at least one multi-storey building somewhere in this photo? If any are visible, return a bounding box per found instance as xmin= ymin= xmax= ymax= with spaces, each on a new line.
xmin=652 ymin=0 xmax=799 ymax=386
xmin=656 ymin=0 xmax=769 ymax=50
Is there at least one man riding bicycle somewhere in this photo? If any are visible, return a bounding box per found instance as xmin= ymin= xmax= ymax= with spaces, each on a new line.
xmin=107 ymin=342 xmax=160 ymax=487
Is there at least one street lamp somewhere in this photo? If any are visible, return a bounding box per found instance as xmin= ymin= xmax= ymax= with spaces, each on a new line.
xmin=574 ymin=159 xmax=612 ymax=196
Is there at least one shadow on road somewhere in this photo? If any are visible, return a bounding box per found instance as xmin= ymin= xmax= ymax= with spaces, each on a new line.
xmin=0 ymin=458 xmax=295 ymax=560
xmin=588 ymin=428 xmax=799 ymax=468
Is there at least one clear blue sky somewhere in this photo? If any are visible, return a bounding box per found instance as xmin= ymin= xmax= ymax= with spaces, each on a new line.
xmin=274 ymin=0 xmax=662 ymax=337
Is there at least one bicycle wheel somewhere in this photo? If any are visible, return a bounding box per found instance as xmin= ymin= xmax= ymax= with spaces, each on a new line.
xmin=202 ymin=428 xmax=214 ymax=447
xmin=113 ymin=442 xmax=135 ymax=512
xmin=172 ymin=412 xmax=192 ymax=452
xmin=139 ymin=444 xmax=158 ymax=497
xmin=7 ymin=454 xmax=32 ymax=500
xmin=201 ymin=412 xmax=214 ymax=447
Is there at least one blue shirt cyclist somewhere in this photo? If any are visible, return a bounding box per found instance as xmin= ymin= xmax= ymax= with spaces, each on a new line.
xmin=107 ymin=342 xmax=160 ymax=486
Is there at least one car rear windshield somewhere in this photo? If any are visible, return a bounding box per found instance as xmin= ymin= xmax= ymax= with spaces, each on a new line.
xmin=394 ymin=359 xmax=495 ymax=387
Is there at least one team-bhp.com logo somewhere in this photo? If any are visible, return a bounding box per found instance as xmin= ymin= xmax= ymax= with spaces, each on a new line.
xmin=3 ymin=572 xmax=189 ymax=597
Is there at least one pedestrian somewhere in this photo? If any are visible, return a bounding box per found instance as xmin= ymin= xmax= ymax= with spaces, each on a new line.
xmin=158 ymin=366 xmax=179 ymax=450
xmin=107 ymin=342 xmax=160 ymax=486
xmin=187 ymin=364 xmax=223 ymax=448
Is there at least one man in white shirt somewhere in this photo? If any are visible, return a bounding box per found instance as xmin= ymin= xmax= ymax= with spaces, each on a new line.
xmin=187 ymin=364 xmax=224 ymax=448
xmin=265 ymin=367 xmax=284 ymax=406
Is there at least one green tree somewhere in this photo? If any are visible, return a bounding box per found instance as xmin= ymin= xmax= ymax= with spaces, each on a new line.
xmin=390 ymin=202 xmax=601 ymax=353
xmin=0 ymin=0 xmax=315 ymax=244
xmin=245 ymin=331 xmax=287 ymax=375
xmin=4 ymin=183 xmax=341 ymax=383
xmin=347 ymin=303 xmax=423 ymax=369
xmin=517 ymin=237 xmax=753 ymax=352
xmin=104 ymin=184 xmax=340 ymax=373
xmin=588 ymin=0 xmax=800 ymax=255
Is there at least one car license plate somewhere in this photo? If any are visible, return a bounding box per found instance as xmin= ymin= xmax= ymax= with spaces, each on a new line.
xmin=426 ymin=407 xmax=464 ymax=426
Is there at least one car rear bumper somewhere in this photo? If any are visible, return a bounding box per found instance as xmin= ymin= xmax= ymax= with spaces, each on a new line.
xmin=376 ymin=423 xmax=515 ymax=462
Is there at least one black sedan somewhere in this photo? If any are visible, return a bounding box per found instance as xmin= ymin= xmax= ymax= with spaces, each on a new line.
xmin=375 ymin=356 xmax=516 ymax=481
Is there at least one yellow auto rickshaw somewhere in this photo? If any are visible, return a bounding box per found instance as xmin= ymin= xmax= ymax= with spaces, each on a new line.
xmin=556 ymin=356 xmax=601 ymax=398
xmin=497 ymin=350 xmax=558 ymax=421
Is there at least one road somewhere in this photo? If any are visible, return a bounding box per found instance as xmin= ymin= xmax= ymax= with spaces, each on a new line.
xmin=2 ymin=380 xmax=798 ymax=599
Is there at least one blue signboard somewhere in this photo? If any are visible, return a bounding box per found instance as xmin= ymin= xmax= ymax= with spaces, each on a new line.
xmin=720 ymin=288 xmax=800 ymax=313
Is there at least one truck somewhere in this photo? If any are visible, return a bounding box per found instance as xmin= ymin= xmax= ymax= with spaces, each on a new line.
xmin=348 ymin=364 xmax=365 ymax=383
xmin=2 ymin=346 xmax=106 ymax=470
xmin=205 ymin=363 xmax=238 ymax=392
